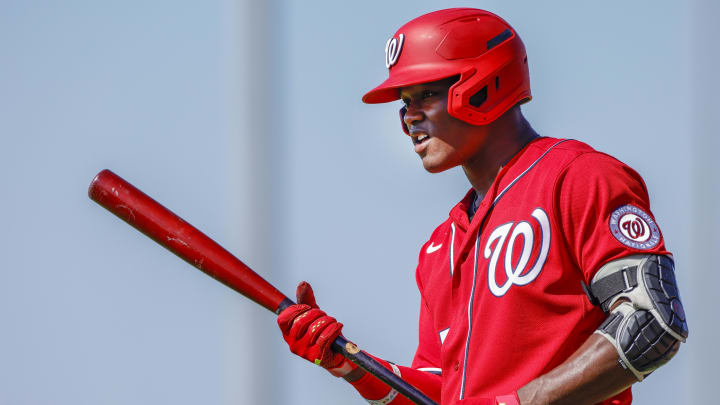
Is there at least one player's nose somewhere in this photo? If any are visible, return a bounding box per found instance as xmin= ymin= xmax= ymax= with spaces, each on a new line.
xmin=402 ymin=104 xmax=424 ymax=131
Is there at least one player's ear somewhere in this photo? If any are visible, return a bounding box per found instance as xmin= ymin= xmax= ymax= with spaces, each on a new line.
xmin=296 ymin=281 xmax=319 ymax=308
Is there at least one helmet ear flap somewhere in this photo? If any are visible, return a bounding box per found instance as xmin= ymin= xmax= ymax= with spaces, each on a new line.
xmin=445 ymin=36 xmax=532 ymax=125
xmin=447 ymin=68 xmax=496 ymax=125
xmin=399 ymin=106 xmax=410 ymax=134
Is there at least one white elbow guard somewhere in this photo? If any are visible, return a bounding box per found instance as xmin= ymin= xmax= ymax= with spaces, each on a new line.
xmin=587 ymin=255 xmax=688 ymax=380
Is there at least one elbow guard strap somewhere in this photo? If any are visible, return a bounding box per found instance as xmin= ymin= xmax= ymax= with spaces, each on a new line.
xmin=589 ymin=255 xmax=688 ymax=380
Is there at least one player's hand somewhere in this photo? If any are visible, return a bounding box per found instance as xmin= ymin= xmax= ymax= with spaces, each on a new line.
xmin=277 ymin=282 xmax=347 ymax=372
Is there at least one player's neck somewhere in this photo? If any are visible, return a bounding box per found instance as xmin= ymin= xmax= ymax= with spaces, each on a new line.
xmin=462 ymin=111 xmax=539 ymax=196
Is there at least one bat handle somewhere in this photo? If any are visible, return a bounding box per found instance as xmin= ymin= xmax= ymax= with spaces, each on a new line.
xmin=275 ymin=298 xmax=295 ymax=314
xmin=275 ymin=299 xmax=437 ymax=405
xmin=331 ymin=336 xmax=438 ymax=405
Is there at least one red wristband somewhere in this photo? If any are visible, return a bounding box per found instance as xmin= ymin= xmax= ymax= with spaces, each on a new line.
xmin=348 ymin=356 xmax=399 ymax=402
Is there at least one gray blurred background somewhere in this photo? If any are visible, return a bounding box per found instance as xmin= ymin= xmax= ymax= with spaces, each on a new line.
xmin=1 ymin=1 xmax=717 ymax=404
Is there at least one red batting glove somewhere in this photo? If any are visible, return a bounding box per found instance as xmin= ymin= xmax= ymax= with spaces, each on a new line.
xmin=277 ymin=282 xmax=349 ymax=373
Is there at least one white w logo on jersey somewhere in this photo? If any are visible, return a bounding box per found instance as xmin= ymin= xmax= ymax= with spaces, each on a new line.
xmin=484 ymin=208 xmax=551 ymax=297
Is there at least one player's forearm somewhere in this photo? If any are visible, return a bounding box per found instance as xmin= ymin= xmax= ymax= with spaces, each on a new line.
xmin=516 ymin=334 xmax=636 ymax=405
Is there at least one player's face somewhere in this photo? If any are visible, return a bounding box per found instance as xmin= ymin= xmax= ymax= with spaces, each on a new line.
xmin=400 ymin=78 xmax=489 ymax=173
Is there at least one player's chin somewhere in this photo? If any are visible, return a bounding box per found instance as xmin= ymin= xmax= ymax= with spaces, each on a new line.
xmin=420 ymin=157 xmax=454 ymax=173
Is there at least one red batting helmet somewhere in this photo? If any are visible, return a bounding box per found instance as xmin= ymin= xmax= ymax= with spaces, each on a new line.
xmin=362 ymin=8 xmax=531 ymax=130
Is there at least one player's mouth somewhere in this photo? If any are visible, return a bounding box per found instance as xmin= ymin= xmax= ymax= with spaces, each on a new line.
xmin=412 ymin=132 xmax=431 ymax=154
xmin=413 ymin=134 xmax=430 ymax=145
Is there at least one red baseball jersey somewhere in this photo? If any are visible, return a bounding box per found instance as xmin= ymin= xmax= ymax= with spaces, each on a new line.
xmin=410 ymin=137 xmax=669 ymax=404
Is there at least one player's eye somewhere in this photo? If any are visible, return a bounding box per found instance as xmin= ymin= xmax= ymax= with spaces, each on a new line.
xmin=421 ymin=90 xmax=437 ymax=100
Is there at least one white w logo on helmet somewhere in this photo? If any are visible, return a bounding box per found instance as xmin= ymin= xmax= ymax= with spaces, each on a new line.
xmin=384 ymin=34 xmax=404 ymax=68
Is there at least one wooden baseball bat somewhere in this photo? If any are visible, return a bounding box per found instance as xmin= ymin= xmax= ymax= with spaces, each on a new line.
xmin=88 ymin=169 xmax=437 ymax=405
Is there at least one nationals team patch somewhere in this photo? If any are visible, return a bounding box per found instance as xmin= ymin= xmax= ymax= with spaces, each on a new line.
xmin=609 ymin=205 xmax=660 ymax=250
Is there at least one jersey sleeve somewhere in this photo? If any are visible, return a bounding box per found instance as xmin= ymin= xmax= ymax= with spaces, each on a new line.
xmin=554 ymin=152 xmax=670 ymax=283
xmin=410 ymin=292 xmax=442 ymax=372
xmin=410 ymin=256 xmax=443 ymax=373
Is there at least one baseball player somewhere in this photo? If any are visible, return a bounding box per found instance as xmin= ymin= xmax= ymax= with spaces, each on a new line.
xmin=277 ymin=8 xmax=688 ymax=405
